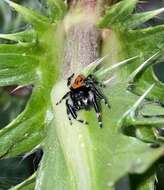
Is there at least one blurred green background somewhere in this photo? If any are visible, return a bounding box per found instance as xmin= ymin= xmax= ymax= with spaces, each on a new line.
xmin=0 ymin=1 xmax=44 ymax=189
xmin=0 ymin=0 xmax=163 ymax=189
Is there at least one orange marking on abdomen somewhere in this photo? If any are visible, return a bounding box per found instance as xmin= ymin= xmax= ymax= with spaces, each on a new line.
xmin=71 ymin=74 xmax=86 ymax=89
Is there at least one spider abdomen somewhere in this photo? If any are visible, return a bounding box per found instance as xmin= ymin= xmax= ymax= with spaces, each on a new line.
xmin=70 ymin=88 xmax=92 ymax=110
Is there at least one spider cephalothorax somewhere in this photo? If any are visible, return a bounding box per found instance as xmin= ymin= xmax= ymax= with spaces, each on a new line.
xmin=56 ymin=73 xmax=110 ymax=128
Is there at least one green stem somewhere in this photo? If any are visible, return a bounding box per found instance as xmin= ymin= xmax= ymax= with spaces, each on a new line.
xmin=129 ymin=117 xmax=164 ymax=127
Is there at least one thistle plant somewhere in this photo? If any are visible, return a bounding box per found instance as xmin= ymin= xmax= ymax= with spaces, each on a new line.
xmin=0 ymin=0 xmax=164 ymax=190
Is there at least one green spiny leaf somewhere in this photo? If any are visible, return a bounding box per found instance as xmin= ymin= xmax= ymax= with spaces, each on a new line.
xmin=1 ymin=0 xmax=164 ymax=189
xmin=127 ymin=52 xmax=160 ymax=83
xmin=0 ymin=43 xmax=38 ymax=54
xmin=0 ymin=85 xmax=52 ymax=158
xmin=135 ymin=126 xmax=156 ymax=143
xmin=6 ymin=131 xmax=44 ymax=158
xmin=10 ymin=172 xmax=36 ymax=190
xmin=141 ymin=103 xmax=164 ymax=117
xmin=130 ymin=171 xmax=156 ymax=190
xmin=0 ymin=29 xmax=37 ymax=42
xmin=0 ymin=54 xmax=38 ymax=86
xmin=36 ymin=120 xmax=71 ymax=190
xmin=120 ymin=84 xmax=164 ymax=130
xmin=123 ymin=8 xmax=164 ymax=29
xmin=4 ymin=0 xmax=50 ymax=30
xmin=36 ymin=80 xmax=164 ymax=190
xmin=47 ymin=0 xmax=67 ymax=21
xmin=0 ymin=111 xmax=44 ymax=158
xmin=95 ymin=55 xmax=139 ymax=80
xmin=98 ymin=0 xmax=138 ymax=28
xmin=121 ymin=26 xmax=164 ymax=103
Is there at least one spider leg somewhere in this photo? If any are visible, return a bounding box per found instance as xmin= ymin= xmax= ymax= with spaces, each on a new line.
xmin=56 ymin=92 xmax=70 ymax=105
xmin=87 ymin=75 xmax=111 ymax=109
xmin=77 ymin=119 xmax=88 ymax=125
xmin=102 ymin=97 xmax=111 ymax=108
xmin=91 ymin=80 xmax=106 ymax=88
xmin=98 ymin=92 xmax=111 ymax=109
xmin=66 ymin=99 xmax=77 ymax=118
xmin=88 ymin=75 xmax=105 ymax=88
xmin=66 ymin=99 xmax=88 ymax=125
xmin=66 ymin=107 xmax=73 ymax=125
xmin=96 ymin=82 xmax=106 ymax=88
xmin=67 ymin=73 xmax=75 ymax=86
xmin=90 ymin=93 xmax=103 ymax=128
xmin=91 ymin=86 xmax=111 ymax=109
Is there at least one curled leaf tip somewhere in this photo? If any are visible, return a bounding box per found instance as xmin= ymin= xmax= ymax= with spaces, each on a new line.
xmin=119 ymin=84 xmax=155 ymax=128
xmin=128 ymin=51 xmax=160 ymax=82
xmin=131 ymin=83 xmax=155 ymax=112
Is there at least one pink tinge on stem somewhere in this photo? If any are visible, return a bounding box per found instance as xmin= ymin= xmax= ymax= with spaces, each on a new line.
xmin=81 ymin=0 xmax=97 ymax=12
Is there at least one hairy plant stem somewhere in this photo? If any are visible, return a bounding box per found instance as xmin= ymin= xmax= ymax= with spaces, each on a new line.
xmin=51 ymin=1 xmax=113 ymax=190
xmin=63 ymin=0 xmax=109 ymax=77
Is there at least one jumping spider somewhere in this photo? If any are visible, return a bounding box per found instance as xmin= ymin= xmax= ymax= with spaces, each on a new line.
xmin=56 ymin=73 xmax=110 ymax=128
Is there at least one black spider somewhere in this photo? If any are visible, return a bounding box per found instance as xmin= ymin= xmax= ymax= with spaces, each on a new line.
xmin=56 ymin=73 xmax=110 ymax=128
